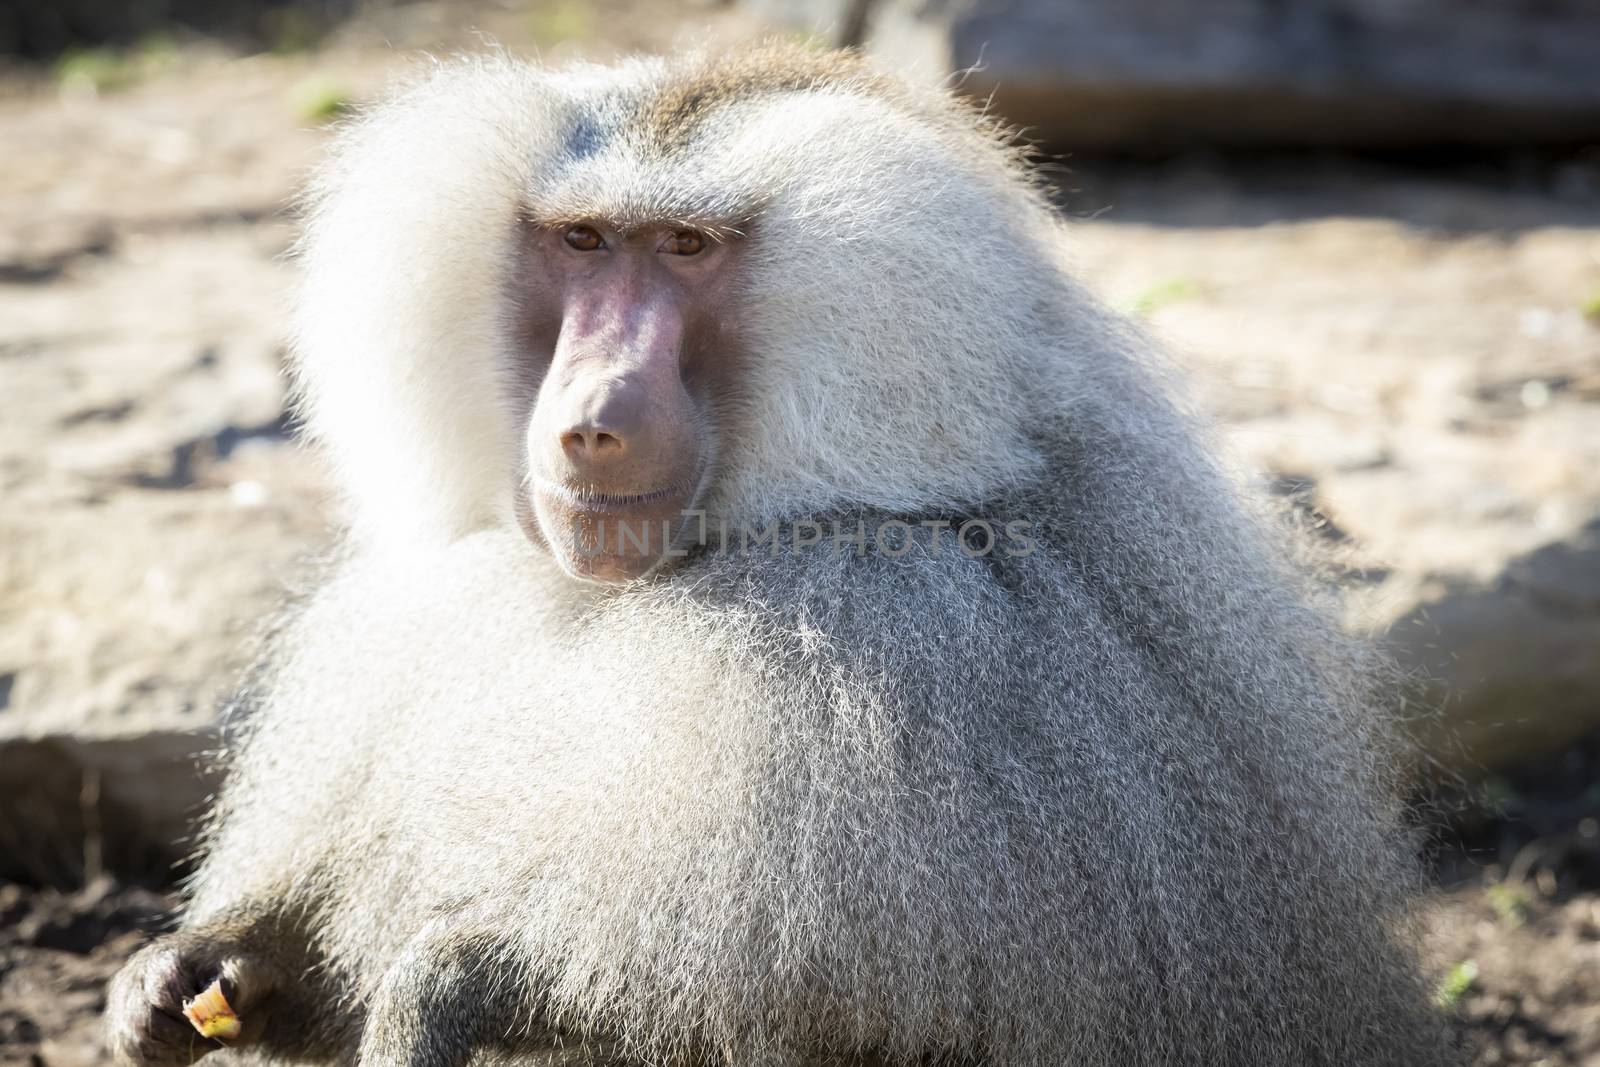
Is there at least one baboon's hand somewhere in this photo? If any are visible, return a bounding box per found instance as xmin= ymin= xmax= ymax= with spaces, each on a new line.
xmin=105 ymin=933 xmax=276 ymax=1066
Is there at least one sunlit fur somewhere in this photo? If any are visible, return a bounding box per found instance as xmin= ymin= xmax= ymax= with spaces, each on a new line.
xmin=159 ymin=44 xmax=1454 ymax=1067
xmin=291 ymin=49 xmax=1054 ymax=554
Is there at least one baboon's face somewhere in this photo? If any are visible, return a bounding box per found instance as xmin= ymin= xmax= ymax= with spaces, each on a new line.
xmin=509 ymin=220 xmax=743 ymax=583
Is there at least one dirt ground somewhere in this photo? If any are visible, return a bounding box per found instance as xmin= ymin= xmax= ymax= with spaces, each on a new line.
xmin=3 ymin=4 xmax=1600 ymax=1064
xmin=0 ymin=879 xmax=173 ymax=1067
xmin=4 ymin=791 xmax=1600 ymax=1067
xmin=1426 ymin=723 xmax=1600 ymax=1066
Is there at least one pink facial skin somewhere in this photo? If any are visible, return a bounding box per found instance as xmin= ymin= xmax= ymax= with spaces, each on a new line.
xmin=509 ymin=220 xmax=743 ymax=583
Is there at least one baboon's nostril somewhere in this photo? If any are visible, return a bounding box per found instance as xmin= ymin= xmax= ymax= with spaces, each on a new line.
xmin=560 ymin=427 xmax=626 ymax=460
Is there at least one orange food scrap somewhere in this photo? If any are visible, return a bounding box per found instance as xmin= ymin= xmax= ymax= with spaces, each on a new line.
xmin=182 ymin=979 xmax=242 ymax=1041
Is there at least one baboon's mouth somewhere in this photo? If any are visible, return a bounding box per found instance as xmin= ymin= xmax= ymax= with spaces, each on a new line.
xmin=520 ymin=478 xmax=701 ymax=584
xmin=532 ymin=479 xmax=690 ymax=515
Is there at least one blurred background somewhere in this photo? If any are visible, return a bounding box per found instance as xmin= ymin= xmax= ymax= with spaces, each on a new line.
xmin=1 ymin=1 xmax=1598 ymax=1063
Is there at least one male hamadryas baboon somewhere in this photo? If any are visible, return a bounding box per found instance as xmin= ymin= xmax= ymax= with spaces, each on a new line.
xmin=106 ymin=43 xmax=1457 ymax=1067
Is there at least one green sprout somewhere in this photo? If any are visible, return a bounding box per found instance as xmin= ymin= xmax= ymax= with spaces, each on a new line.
xmin=54 ymin=34 xmax=178 ymax=96
xmin=1477 ymin=776 xmax=1518 ymax=818
xmin=528 ymin=1 xmax=591 ymax=46
xmin=1129 ymin=277 xmax=1203 ymax=317
xmin=55 ymin=48 xmax=139 ymax=94
xmin=1485 ymin=882 xmax=1530 ymax=927
xmin=291 ymin=76 xmax=352 ymax=123
xmin=1434 ymin=960 xmax=1478 ymax=1010
xmin=1582 ymin=290 xmax=1600 ymax=323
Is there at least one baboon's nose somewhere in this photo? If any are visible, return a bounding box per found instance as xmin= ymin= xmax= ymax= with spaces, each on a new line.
xmin=555 ymin=381 xmax=647 ymax=469
xmin=559 ymin=425 xmax=626 ymax=461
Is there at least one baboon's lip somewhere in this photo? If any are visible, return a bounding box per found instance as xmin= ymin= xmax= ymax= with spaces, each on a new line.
xmin=532 ymin=479 xmax=691 ymax=515
xmin=526 ymin=479 xmax=694 ymax=585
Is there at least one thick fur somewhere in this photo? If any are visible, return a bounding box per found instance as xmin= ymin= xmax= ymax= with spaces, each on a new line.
xmin=291 ymin=46 xmax=1048 ymax=554
xmin=147 ymin=44 xmax=1452 ymax=1067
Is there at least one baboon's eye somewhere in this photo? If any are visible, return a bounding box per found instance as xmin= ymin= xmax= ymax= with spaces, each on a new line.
xmin=660 ymin=230 xmax=706 ymax=256
xmin=564 ymin=225 xmax=605 ymax=252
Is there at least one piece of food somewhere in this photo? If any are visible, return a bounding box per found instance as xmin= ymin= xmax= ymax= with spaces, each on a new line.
xmin=182 ymin=979 xmax=242 ymax=1041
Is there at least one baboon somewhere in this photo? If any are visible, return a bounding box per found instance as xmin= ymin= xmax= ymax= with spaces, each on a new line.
xmin=106 ymin=44 xmax=1456 ymax=1067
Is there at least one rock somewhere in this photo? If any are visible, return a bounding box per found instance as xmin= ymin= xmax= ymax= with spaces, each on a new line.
xmin=1393 ymin=521 xmax=1600 ymax=776
xmin=0 ymin=73 xmax=334 ymax=877
xmin=1060 ymin=167 xmax=1600 ymax=779
xmin=763 ymin=0 xmax=1600 ymax=148
xmin=0 ymin=732 xmax=218 ymax=883
xmin=0 ymin=0 xmax=360 ymax=59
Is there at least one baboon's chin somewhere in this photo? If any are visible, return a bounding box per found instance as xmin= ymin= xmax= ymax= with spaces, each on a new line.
xmin=527 ymin=490 xmax=697 ymax=585
xmin=549 ymin=535 xmax=668 ymax=584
